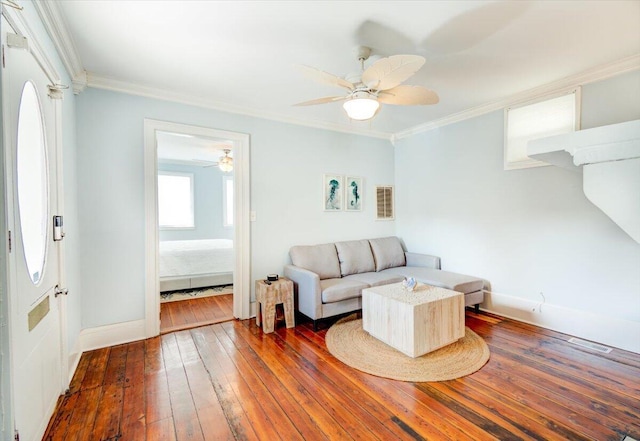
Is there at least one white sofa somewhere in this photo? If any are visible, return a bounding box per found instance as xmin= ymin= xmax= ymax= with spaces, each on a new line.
xmin=284 ymin=236 xmax=485 ymax=330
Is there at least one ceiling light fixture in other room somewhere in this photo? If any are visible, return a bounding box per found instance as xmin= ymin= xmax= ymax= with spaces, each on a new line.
xmin=218 ymin=149 xmax=233 ymax=172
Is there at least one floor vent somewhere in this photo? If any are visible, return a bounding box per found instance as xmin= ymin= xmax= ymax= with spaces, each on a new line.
xmin=568 ymin=337 xmax=612 ymax=353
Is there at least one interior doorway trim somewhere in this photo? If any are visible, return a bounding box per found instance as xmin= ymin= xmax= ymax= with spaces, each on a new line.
xmin=143 ymin=119 xmax=251 ymax=337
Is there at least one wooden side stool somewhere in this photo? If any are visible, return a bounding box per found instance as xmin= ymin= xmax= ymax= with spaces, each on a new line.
xmin=255 ymin=277 xmax=295 ymax=333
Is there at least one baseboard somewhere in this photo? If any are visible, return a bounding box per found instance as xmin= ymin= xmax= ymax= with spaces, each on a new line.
xmin=79 ymin=319 xmax=147 ymax=352
xmin=67 ymin=343 xmax=82 ymax=386
xmin=481 ymin=290 xmax=640 ymax=354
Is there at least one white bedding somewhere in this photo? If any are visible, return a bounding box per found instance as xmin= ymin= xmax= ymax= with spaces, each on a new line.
xmin=159 ymin=239 xmax=234 ymax=278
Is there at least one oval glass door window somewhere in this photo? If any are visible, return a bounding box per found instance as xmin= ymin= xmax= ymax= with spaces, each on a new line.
xmin=16 ymin=81 xmax=49 ymax=284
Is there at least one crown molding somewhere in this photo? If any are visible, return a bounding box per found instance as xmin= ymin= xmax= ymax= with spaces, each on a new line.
xmin=21 ymin=2 xmax=640 ymax=142
xmin=393 ymin=54 xmax=640 ymax=141
xmin=33 ymin=0 xmax=87 ymax=93
xmin=86 ymin=73 xmax=393 ymax=140
xmin=2 ymin=1 xmax=60 ymax=84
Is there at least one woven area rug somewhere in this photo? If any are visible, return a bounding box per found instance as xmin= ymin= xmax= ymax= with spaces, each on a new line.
xmin=325 ymin=315 xmax=490 ymax=382
xmin=160 ymin=285 xmax=233 ymax=303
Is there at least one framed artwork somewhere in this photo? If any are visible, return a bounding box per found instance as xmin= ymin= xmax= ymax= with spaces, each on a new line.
xmin=345 ymin=176 xmax=363 ymax=211
xmin=323 ymin=174 xmax=343 ymax=211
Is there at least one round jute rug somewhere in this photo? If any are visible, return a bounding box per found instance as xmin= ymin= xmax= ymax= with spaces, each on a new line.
xmin=325 ymin=316 xmax=490 ymax=382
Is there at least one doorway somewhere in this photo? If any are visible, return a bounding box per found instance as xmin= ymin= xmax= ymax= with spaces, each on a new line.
xmin=156 ymin=131 xmax=235 ymax=333
xmin=143 ymin=120 xmax=251 ymax=338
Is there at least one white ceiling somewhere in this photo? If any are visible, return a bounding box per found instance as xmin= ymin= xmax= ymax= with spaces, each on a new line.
xmin=156 ymin=131 xmax=232 ymax=164
xmin=50 ymin=1 xmax=640 ymax=138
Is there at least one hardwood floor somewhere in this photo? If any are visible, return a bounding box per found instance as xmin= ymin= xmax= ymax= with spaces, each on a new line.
xmin=43 ymin=311 xmax=640 ymax=440
xmin=160 ymin=294 xmax=234 ymax=334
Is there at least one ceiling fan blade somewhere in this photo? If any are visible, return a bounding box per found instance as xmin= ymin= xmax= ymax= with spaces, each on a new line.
xmin=378 ymin=85 xmax=439 ymax=105
xmin=362 ymin=55 xmax=425 ymax=91
xmin=293 ymin=96 xmax=347 ymax=106
xmin=295 ymin=65 xmax=354 ymax=90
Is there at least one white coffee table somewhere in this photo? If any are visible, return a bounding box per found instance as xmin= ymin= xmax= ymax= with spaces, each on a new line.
xmin=362 ymin=282 xmax=465 ymax=358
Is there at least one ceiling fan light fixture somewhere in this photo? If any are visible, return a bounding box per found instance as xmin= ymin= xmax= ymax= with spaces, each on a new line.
xmin=218 ymin=149 xmax=233 ymax=172
xmin=343 ymin=94 xmax=380 ymax=121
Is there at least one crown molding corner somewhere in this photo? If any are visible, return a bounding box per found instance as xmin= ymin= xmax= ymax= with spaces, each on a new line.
xmin=33 ymin=0 xmax=85 ymax=84
xmin=86 ymin=73 xmax=393 ymax=141
xmin=394 ymin=54 xmax=640 ymax=141
xmin=72 ymin=71 xmax=87 ymax=94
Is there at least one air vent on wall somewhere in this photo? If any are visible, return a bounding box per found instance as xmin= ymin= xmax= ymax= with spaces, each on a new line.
xmin=376 ymin=186 xmax=394 ymax=220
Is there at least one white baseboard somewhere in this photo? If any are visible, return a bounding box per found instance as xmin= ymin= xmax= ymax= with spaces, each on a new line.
xmin=79 ymin=319 xmax=147 ymax=353
xmin=482 ymin=291 xmax=640 ymax=354
xmin=67 ymin=345 xmax=82 ymax=386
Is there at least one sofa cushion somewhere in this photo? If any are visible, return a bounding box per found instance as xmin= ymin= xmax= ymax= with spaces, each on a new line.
xmin=381 ymin=266 xmax=483 ymax=294
xmin=343 ymin=272 xmax=405 ymax=287
xmin=335 ymin=239 xmax=375 ymax=276
xmin=369 ymin=236 xmax=406 ymax=272
xmin=320 ymin=278 xmax=369 ymax=304
xmin=290 ymin=243 xmax=341 ymax=280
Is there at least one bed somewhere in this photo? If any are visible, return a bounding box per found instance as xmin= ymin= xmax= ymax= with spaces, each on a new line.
xmin=159 ymin=239 xmax=234 ymax=292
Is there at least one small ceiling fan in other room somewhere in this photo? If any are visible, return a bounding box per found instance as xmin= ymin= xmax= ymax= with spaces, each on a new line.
xmin=194 ymin=148 xmax=233 ymax=172
xmin=294 ymin=46 xmax=438 ymax=121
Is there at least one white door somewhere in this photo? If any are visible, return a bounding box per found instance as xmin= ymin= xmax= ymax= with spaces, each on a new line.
xmin=2 ymin=24 xmax=64 ymax=441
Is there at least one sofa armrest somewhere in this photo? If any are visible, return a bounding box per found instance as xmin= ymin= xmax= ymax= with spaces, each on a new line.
xmin=405 ymin=252 xmax=441 ymax=270
xmin=284 ymin=265 xmax=322 ymax=320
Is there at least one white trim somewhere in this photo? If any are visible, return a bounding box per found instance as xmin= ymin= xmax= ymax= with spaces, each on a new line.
xmin=52 ymin=90 xmax=70 ymax=390
xmin=78 ymin=319 xmax=146 ymax=352
xmin=482 ymin=290 xmax=640 ymax=354
xmin=143 ymin=121 xmax=160 ymax=337
xmin=144 ymin=119 xmax=252 ymax=338
xmin=395 ymin=54 xmax=640 ymax=140
xmin=32 ymin=0 xmax=87 ymax=93
xmin=232 ymin=128 xmax=252 ymax=320
xmin=89 ymin=73 xmax=392 ymax=141
xmin=66 ymin=339 xmax=82 ymax=385
xmin=2 ymin=4 xmax=61 ymax=85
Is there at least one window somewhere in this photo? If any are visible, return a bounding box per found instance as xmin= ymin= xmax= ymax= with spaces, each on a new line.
xmin=504 ymin=89 xmax=580 ymax=170
xmin=223 ymin=176 xmax=234 ymax=227
xmin=16 ymin=81 xmax=49 ymax=284
xmin=158 ymin=172 xmax=194 ymax=228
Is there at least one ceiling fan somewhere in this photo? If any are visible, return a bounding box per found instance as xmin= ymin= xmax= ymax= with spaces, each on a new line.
xmin=194 ymin=148 xmax=233 ymax=172
xmin=294 ymin=46 xmax=439 ymax=121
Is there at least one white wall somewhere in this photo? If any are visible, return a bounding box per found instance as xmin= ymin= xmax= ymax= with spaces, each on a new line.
xmin=395 ymin=71 xmax=640 ymax=352
xmin=157 ymin=163 xmax=233 ymax=241
xmin=76 ymin=88 xmax=395 ymax=328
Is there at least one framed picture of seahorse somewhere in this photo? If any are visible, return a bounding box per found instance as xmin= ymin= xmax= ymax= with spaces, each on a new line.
xmin=345 ymin=176 xmax=363 ymax=211
xmin=323 ymin=174 xmax=343 ymax=211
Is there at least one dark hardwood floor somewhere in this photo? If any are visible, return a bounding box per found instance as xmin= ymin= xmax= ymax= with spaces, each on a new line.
xmin=43 ymin=310 xmax=640 ymax=440
xmin=160 ymin=294 xmax=234 ymax=334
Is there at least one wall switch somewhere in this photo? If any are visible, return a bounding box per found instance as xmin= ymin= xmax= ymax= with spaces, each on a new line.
xmin=250 ymin=211 xmax=257 ymax=222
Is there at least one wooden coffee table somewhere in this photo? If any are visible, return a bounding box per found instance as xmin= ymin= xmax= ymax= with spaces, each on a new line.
xmin=362 ymin=282 xmax=464 ymax=358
